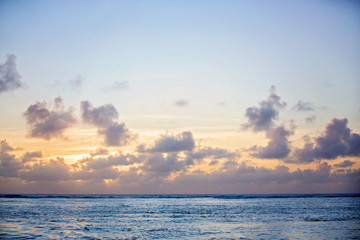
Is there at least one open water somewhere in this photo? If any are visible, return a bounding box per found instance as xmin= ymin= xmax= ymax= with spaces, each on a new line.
xmin=0 ymin=194 xmax=359 ymax=239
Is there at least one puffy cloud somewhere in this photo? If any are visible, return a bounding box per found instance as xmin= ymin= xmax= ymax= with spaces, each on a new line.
xmin=242 ymin=86 xmax=286 ymax=132
xmin=81 ymin=101 xmax=118 ymax=128
xmin=252 ymin=124 xmax=295 ymax=159
xmin=293 ymin=101 xmax=314 ymax=111
xmin=0 ymin=54 xmax=22 ymax=94
xmin=333 ymin=160 xmax=355 ymax=168
xmin=142 ymin=153 xmax=187 ymax=177
xmin=138 ymin=131 xmax=195 ymax=153
xmin=290 ymin=118 xmax=360 ymax=163
xmin=174 ymin=99 xmax=189 ymax=107
xmin=23 ymin=97 xmax=76 ymax=140
xmin=81 ymin=101 xmax=133 ymax=146
xmin=99 ymin=123 xmax=133 ymax=146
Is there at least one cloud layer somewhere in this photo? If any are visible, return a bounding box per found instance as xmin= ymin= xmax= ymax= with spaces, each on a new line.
xmin=0 ymin=139 xmax=359 ymax=194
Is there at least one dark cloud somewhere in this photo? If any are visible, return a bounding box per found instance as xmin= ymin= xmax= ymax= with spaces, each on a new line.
xmin=333 ymin=160 xmax=355 ymax=168
xmin=81 ymin=101 xmax=134 ymax=146
xmin=305 ymin=115 xmax=316 ymax=124
xmin=23 ymin=97 xmax=76 ymax=140
xmin=138 ymin=131 xmax=195 ymax=153
xmin=174 ymin=99 xmax=189 ymax=107
xmin=290 ymin=118 xmax=360 ymax=164
xmin=293 ymin=101 xmax=314 ymax=111
xmin=252 ymin=124 xmax=295 ymax=159
xmin=242 ymin=86 xmax=286 ymax=132
xmin=0 ymin=54 xmax=23 ymax=94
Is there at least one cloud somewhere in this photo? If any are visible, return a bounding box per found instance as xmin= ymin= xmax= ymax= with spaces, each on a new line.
xmin=174 ymin=99 xmax=189 ymax=107
xmin=305 ymin=115 xmax=316 ymax=124
xmin=23 ymin=97 xmax=76 ymax=140
xmin=242 ymin=86 xmax=286 ymax=132
xmin=0 ymin=140 xmax=22 ymax=177
xmin=81 ymin=101 xmax=134 ymax=146
xmin=0 ymin=54 xmax=23 ymax=94
xmin=99 ymin=123 xmax=133 ymax=146
xmin=22 ymin=151 xmax=42 ymax=163
xmin=20 ymin=158 xmax=71 ymax=181
xmin=290 ymin=118 xmax=360 ymax=164
xmin=333 ymin=160 xmax=355 ymax=168
xmin=90 ymin=148 xmax=110 ymax=157
xmin=67 ymin=75 xmax=84 ymax=90
xmin=251 ymin=124 xmax=295 ymax=159
xmin=293 ymin=101 xmax=315 ymax=111
xmin=1 ymin=140 xmax=359 ymax=194
xmin=81 ymin=101 xmax=118 ymax=128
xmin=138 ymin=131 xmax=195 ymax=153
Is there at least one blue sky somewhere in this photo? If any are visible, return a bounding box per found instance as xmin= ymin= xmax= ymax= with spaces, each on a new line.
xmin=0 ymin=0 xmax=359 ymax=194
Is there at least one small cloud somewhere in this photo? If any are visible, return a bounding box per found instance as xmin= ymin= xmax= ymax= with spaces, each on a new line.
xmin=67 ymin=75 xmax=84 ymax=90
xmin=0 ymin=54 xmax=23 ymax=94
xmin=23 ymin=97 xmax=77 ymax=140
xmin=174 ymin=99 xmax=189 ymax=107
xmin=81 ymin=101 xmax=134 ymax=146
xmin=293 ymin=101 xmax=314 ymax=111
xmin=305 ymin=115 xmax=316 ymax=124
xmin=242 ymin=86 xmax=286 ymax=132
xmin=104 ymin=81 xmax=129 ymax=91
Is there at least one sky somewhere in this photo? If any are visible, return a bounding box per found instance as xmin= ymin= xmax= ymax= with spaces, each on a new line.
xmin=0 ymin=0 xmax=359 ymax=194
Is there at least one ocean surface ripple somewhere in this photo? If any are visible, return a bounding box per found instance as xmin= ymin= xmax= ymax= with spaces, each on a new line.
xmin=0 ymin=194 xmax=359 ymax=239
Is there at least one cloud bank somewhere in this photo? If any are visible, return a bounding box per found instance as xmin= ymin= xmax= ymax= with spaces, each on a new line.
xmin=0 ymin=139 xmax=359 ymax=194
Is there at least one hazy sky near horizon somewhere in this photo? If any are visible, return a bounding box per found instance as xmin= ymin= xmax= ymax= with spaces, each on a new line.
xmin=0 ymin=0 xmax=359 ymax=194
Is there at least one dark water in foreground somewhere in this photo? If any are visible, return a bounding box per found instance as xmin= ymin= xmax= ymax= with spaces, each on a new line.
xmin=0 ymin=194 xmax=359 ymax=239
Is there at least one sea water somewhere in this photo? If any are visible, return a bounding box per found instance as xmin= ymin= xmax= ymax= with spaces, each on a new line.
xmin=0 ymin=194 xmax=359 ymax=239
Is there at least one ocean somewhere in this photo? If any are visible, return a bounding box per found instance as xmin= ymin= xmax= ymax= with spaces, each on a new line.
xmin=0 ymin=194 xmax=359 ymax=239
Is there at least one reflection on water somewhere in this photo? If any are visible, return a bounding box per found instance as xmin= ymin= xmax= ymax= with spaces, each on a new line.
xmin=0 ymin=195 xmax=359 ymax=239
